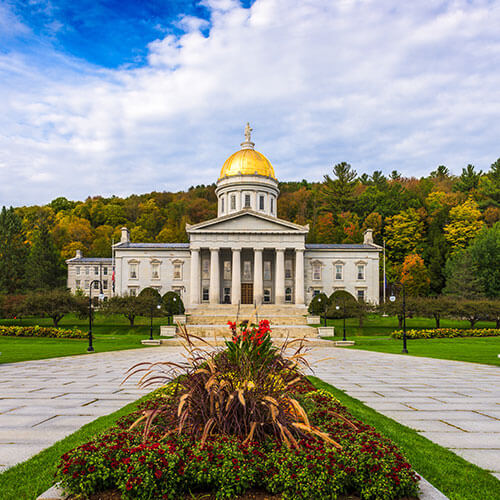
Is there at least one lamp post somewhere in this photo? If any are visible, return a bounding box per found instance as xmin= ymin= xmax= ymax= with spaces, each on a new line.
xmin=88 ymin=280 xmax=104 ymax=353
xmin=389 ymin=282 xmax=408 ymax=354
xmin=335 ymin=297 xmax=347 ymax=341
xmin=149 ymin=303 xmax=162 ymax=341
xmin=317 ymin=296 xmax=327 ymax=326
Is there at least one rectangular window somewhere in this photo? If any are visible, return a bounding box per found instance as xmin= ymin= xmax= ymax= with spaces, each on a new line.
xmin=357 ymin=289 xmax=365 ymax=301
xmin=357 ymin=265 xmax=365 ymax=280
xmin=129 ymin=263 xmax=138 ymax=279
xmin=94 ymin=266 xmax=99 ymax=275
xmin=285 ymin=260 xmax=292 ymax=279
xmin=312 ymin=263 xmax=321 ymax=281
xmin=93 ymin=281 xmax=99 ymax=289
xmin=223 ymin=287 xmax=231 ymax=304
xmin=312 ymin=289 xmax=320 ymax=297
xmin=263 ymin=289 xmax=271 ymax=303
xmin=259 ymin=195 xmax=265 ymax=210
xmin=231 ymin=195 xmax=236 ymax=210
xmin=223 ymin=261 xmax=231 ymax=280
xmin=202 ymin=259 xmax=210 ymax=279
xmin=129 ymin=288 xmax=137 ymax=297
xmin=85 ymin=280 xmax=89 ymax=289
xmin=173 ymin=263 xmax=182 ymax=280
xmin=103 ymin=267 xmax=108 ymax=275
xmin=103 ymin=280 xmax=108 ymax=290
xmin=76 ymin=266 xmax=80 ymax=275
xmin=221 ymin=198 xmax=225 ymax=213
xmin=243 ymin=261 xmax=252 ymax=280
xmin=285 ymin=287 xmax=292 ymax=302
xmin=202 ymin=287 xmax=209 ymax=302
xmin=75 ymin=280 xmax=81 ymax=288
xmin=263 ymin=261 xmax=271 ymax=281
xmin=85 ymin=267 xmax=90 ymax=275
xmin=335 ymin=264 xmax=343 ymax=280
xmin=151 ymin=262 xmax=160 ymax=280
xmin=270 ymin=198 xmax=274 ymax=214
xmin=244 ymin=194 xmax=251 ymax=208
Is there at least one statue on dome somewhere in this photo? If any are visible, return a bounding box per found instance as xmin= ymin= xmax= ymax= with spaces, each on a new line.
xmin=244 ymin=122 xmax=252 ymax=142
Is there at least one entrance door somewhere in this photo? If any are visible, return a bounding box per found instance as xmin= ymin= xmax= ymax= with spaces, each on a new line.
xmin=241 ymin=283 xmax=254 ymax=304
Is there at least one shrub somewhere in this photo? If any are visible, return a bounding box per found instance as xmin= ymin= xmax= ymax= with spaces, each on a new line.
xmin=308 ymin=293 xmax=329 ymax=315
xmin=391 ymin=328 xmax=500 ymax=339
xmin=0 ymin=325 xmax=86 ymax=339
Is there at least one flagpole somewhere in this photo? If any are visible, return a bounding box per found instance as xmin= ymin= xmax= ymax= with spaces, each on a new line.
xmin=111 ymin=237 xmax=115 ymax=296
xmin=383 ymin=239 xmax=386 ymax=304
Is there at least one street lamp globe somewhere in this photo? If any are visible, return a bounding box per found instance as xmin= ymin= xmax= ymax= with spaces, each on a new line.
xmin=389 ymin=295 xmax=396 ymax=302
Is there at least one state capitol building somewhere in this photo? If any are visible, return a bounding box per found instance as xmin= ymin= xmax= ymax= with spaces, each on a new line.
xmin=67 ymin=125 xmax=381 ymax=308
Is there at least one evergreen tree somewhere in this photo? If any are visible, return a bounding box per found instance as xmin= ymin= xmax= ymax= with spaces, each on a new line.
xmin=319 ymin=162 xmax=357 ymax=216
xmin=0 ymin=206 xmax=27 ymax=293
xmin=443 ymin=250 xmax=484 ymax=299
xmin=26 ymin=220 xmax=65 ymax=290
xmin=453 ymin=164 xmax=482 ymax=193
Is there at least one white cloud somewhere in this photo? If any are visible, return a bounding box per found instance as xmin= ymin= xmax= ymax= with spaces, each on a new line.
xmin=0 ymin=0 xmax=500 ymax=205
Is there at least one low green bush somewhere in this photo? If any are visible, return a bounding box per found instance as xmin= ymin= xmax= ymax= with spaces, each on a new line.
xmin=391 ymin=328 xmax=500 ymax=339
xmin=0 ymin=325 xmax=86 ymax=339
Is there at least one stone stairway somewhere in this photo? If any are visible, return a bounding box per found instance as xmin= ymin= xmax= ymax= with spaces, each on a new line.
xmin=184 ymin=304 xmax=317 ymax=339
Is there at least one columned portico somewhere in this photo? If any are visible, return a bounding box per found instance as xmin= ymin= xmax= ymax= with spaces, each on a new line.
xmin=231 ymin=248 xmax=241 ymax=304
xmin=209 ymin=248 xmax=220 ymax=304
xmin=190 ymin=248 xmax=200 ymax=305
xmin=254 ymin=248 xmax=263 ymax=305
xmin=295 ymin=249 xmax=305 ymax=305
xmin=275 ymin=249 xmax=285 ymax=304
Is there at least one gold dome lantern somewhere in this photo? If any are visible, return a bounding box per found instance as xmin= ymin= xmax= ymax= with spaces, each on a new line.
xmin=218 ymin=123 xmax=276 ymax=180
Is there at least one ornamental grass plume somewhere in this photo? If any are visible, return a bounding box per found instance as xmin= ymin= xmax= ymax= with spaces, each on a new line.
xmin=125 ymin=320 xmax=346 ymax=450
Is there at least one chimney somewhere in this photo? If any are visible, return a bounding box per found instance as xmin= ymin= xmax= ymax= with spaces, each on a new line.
xmin=363 ymin=229 xmax=374 ymax=245
xmin=120 ymin=227 xmax=130 ymax=244
xmin=76 ymin=249 xmax=82 ymax=259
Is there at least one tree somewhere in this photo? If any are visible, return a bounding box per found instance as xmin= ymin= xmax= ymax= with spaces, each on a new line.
xmin=444 ymin=198 xmax=484 ymax=252
xmin=320 ymin=162 xmax=358 ymax=216
xmin=385 ymin=208 xmax=425 ymax=262
xmin=0 ymin=294 xmax=26 ymax=319
xmin=26 ymin=220 xmax=65 ymax=290
xmin=103 ymin=294 xmax=145 ymax=326
xmin=400 ymin=254 xmax=430 ymax=297
xmin=453 ymin=164 xmax=482 ymax=193
xmin=162 ymin=291 xmax=185 ymax=324
xmin=24 ymin=289 xmax=78 ymax=327
xmin=412 ymin=296 xmax=454 ymax=328
xmin=443 ymin=250 xmax=485 ymax=299
xmin=453 ymin=300 xmax=487 ymax=328
xmin=0 ymin=207 xmax=27 ymax=293
xmin=467 ymin=222 xmax=500 ymax=298
xmin=308 ymin=293 xmax=330 ymax=317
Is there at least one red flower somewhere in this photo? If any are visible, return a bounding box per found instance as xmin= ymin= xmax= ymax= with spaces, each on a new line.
xmin=154 ymin=469 xmax=162 ymax=479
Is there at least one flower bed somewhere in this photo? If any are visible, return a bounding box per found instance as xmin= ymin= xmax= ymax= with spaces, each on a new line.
xmin=391 ymin=328 xmax=500 ymax=340
xmin=0 ymin=325 xmax=86 ymax=339
xmin=56 ymin=321 xmax=419 ymax=499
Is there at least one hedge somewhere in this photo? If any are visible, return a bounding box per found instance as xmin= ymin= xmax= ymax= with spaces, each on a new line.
xmin=391 ymin=328 xmax=500 ymax=340
xmin=0 ymin=325 xmax=86 ymax=339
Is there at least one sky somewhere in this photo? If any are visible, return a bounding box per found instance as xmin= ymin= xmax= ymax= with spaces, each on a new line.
xmin=1 ymin=0 xmax=499 ymax=206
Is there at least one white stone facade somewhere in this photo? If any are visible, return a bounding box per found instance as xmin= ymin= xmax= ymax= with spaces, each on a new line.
xmin=66 ymin=250 xmax=113 ymax=299
xmin=66 ymin=131 xmax=381 ymax=306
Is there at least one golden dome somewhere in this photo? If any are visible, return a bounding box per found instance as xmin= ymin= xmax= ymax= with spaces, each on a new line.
xmin=219 ymin=148 xmax=276 ymax=180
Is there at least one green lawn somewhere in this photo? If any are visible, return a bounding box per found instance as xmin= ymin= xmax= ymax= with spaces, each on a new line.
xmin=0 ymin=313 xmax=168 ymax=364
xmin=326 ymin=335 xmax=500 ymax=366
xmin=317 ymin=313 xmax=496 ymax=336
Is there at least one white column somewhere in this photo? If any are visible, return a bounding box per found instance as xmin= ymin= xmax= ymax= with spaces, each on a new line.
xmin=231 ymin=248 xmax=241 ymax=305
xmin=295 ymin=249 xmax=305 ymax=305
xmin=209 ymin=248 xmax=220 ymax=304
xmin=275 ymin=249 xmax=285 ymax=304
xmin=254 ymin=248 xmax=263 ymax=305
xmin=190 ymin=248 xmax=200 ymax=306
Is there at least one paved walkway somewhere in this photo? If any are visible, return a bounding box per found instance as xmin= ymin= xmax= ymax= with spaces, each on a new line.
xmin=0 ymin=346 xmax=499 ymax=487
xmin=308 ymin=348 xmax=500 ymax=481
xmin=0 ymin=347 xmax=183 ymax=472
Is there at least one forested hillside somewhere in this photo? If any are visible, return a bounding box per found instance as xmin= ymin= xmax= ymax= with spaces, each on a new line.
xmin=1 ymin=160 xmax=499 ymax=297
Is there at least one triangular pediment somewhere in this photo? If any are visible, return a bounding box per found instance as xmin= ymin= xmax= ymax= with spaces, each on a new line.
xmin=187 ymin=210 xmax=308 ymax=234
